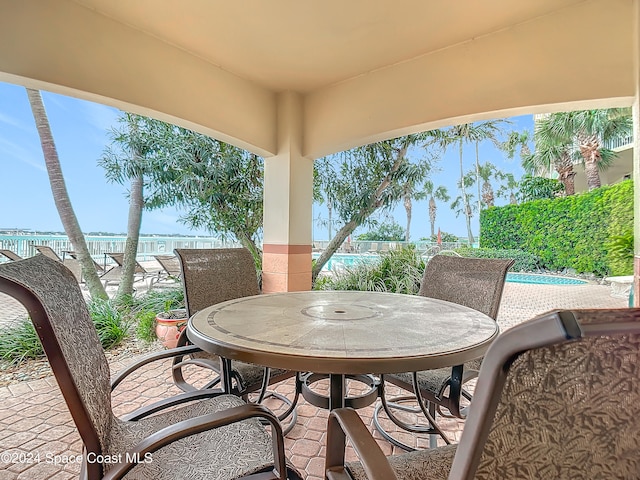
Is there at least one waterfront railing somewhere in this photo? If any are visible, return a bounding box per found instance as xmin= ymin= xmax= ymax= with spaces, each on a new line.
xmin=0 ymin=234 xmax=237 ymax=265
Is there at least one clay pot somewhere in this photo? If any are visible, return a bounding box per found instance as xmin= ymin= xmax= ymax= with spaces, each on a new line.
xmin=155 ymin=309 xmax=188 ymax=349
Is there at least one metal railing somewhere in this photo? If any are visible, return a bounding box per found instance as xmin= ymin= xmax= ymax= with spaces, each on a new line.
xmin=0 ymin=234 xmax=236 ymax=264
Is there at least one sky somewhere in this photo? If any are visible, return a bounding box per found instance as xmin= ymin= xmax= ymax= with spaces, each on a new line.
xmin=0 ymin=80 xmax=531 ymax=240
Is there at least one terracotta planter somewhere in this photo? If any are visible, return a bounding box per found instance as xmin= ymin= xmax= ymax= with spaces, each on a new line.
xmin=155 ymin=309 xmax=188 ymax=349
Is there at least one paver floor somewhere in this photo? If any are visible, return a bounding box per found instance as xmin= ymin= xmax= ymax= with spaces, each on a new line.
xmin=0 ymin=278 xmax=627 ymax=479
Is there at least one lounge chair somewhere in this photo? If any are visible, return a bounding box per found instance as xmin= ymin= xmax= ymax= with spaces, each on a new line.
xmin=154 ymin=254 xmax=182 ymax=279
xmin=0 ymin=249 xmax=22 ymax=261
xmin=374 ymin=255 xmax=514 ymax=449
xmin=0 ymin=255 xmax=301 ymax=480
xmin=35 ymin=245 xmax=83 ymax=282
xmin=326 ymin=308 xmax=640 ymax=479
xmin=34 ymin=244 xmax=63 ymax=261
xmin=173 ymin=248 xmax=298 ymax=431
xmin=105 ymin=252 xmax=160 ymax=288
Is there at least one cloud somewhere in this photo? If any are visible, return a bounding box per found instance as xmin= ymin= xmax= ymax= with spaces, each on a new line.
xmin=0 ymin=112 xmax=29 ymax=131
xmin=0 ymin=138 xmax=46 ymax=172
xmin=81 ymin=101 xmax=121 ymax=132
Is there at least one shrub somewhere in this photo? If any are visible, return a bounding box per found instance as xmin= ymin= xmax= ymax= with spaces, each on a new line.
xmin=453 ymin=247 xmax=540 ymax=272
xmin=0 ymin=318 xmax=43 ymax=364
xmin=88 ymin=297 xmax=131 ymax=349
xmin=315 ymin=246 xmax=425 ymax=294
xmin=481 ymin=180 xmax=633 ymax=275
xmin=136 ymin=310 xmax=158 ymax=343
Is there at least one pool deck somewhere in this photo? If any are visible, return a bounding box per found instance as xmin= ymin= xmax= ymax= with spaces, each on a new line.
xmin=0 ymin=271 xmax=628 ymax=479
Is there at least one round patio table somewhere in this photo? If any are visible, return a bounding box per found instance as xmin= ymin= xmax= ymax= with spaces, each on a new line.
xmin=187 ymin=290 xmax=498 ymax=410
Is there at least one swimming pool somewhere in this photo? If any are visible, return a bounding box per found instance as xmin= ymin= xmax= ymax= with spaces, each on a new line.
xmin=506 ymin=273 xmax=587 ymax=285
xmin=314 ymin=254 xmax=589 ymax=285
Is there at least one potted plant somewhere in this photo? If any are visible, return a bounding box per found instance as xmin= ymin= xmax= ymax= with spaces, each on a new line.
xmin=155 ymin=301 xmax=188 ymax=349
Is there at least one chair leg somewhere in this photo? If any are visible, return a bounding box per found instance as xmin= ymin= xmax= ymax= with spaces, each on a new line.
xmin=372 ymin=375 xmax=451 ymax=451
xmin=246 ymin=368 xmax=300 ymax=436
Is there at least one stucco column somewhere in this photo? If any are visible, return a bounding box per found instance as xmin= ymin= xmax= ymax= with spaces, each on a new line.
xmin=634 ymin=0 xmax=640 ymax=306
xmin=262 ymin=91 xmax=313 ymax=292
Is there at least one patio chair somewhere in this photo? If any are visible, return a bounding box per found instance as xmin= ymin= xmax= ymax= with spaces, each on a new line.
xmin=0 ymin=249 xmax=22 ymax=261
xmin=0 ymin=255 xmax=301 ymax=480
xmin=326 ymin=308 xmax=640 ymax=480
xmin=374 ymin=255 xmax=514 ymax=449
xmin=173 ymin=248 xmax=298 ymax=426
xmin=35 ymin=245 xmax=83 ymax=283
xmin=154 ymin=254 xmax=182 ymax=278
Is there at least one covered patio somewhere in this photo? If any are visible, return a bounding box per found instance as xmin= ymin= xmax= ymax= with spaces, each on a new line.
xmin=1 ymin=0 xmax=638 ymax=294
xmin=0 ymin=1 xmax=639 ymax=478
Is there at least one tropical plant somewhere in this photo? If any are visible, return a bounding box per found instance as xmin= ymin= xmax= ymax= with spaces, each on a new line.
xmin=524 ymin=118 xmax=577 ymax=195
xmin=25 ymin=88 xmax=108 ymax=300
xmin=87 ymin=297 xmax=131 ymax=349
xmin=423 ymin=180 xmax=450 ymax=238
xmin=399 ymin=162 xmax=432 ymax=241
xmin=496 ymin=172 xmax=519 ymax=205
xmin=311 ymin=134 xmax=430 ymax=281
xmin=356 ymin=221 xmax=405 ymax=241
xmin=607 ymin=231 xmax=634 ymax=276
xmin=476 ymin=162 xmax=503 ymax=208
xmin=99 ymin=113 xmax=151 ymax=298
xmin=0 ymin=318 xmax=43 ymax=364
xmin=427 ymin=120 xmax=509 ymax=244
xmin=536 ymin=108 xmax=632 ymax=190
xmin=314 ymin=246 xmax=426 ymax=295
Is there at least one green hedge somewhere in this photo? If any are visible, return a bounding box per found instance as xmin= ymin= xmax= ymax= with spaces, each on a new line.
xmin=480 ymin=180 xmax=633 ymax=276
xmin=453 ymin=247 xmax=540 ymax=271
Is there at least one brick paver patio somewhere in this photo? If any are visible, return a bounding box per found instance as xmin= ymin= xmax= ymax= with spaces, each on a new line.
xmin=0 ymin=277 xmax=627 ymax=479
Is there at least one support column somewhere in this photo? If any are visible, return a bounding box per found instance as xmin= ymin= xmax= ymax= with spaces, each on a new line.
xmin=262 ymin=92 xmax=313 ymax=292
xmin=634 ymin=0 xmax=640 ymax=306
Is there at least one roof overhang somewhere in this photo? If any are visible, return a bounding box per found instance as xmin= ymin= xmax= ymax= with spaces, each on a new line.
xmin=0 ymin=0 xmax=635 ymax=158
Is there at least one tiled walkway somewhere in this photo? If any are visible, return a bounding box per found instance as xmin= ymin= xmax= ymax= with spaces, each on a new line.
xmin=0 ymin=279 xmax=627 ymax=479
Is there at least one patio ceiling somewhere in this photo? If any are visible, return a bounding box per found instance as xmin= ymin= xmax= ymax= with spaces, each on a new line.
xmin=0 ymin=0 xmax=636 ymax=159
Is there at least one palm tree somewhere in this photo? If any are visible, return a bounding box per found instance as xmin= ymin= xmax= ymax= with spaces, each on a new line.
xmin=427 ymin=120 xmax=508 ymax=244
xmin=26 ymin=88 xmax=108 ymax=300
xmin=400 ymin=163 xmax=431 ymax=241
xmin=424 ymin=180 xmax=449 ymax=238
xmin=522 ymin=139 xmax=576 ymax=195
xmin=496 ymin=173 xmax=519 ymax=204
xmin=476 ymin=162 xmax=503 ymax=208
xmin=99 ymin=113 xmax=150 ymax=299
xmin=537 ymin=108 xmax=632 ymax=190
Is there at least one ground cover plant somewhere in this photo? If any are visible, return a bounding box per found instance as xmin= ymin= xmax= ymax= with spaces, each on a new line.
xmin=315 ymin=246 xmax=426 ymax=294
xmin=0 ymin=286 xmax=185 ymax=365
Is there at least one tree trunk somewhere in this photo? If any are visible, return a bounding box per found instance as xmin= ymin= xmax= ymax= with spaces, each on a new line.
xmin=312 ymin=220 xmax=358 ymax=281
xmin=459 ymin=140 xmax=474 ymax=244
xmin=475 ymin=142 xmax=482 ymax=215
xmin=26 ymin=88 xmax=108 ymax=300
xmin=312 ymin=139 xmax=412 ymax=282
xmin=579 ymin=133 xmax=602 ymax=190
xmin=555 ymin=151 xmax=576 ymax=196
xmin=481 ymin=181 xmax=494 ymax=207
xmin=429 ymin=196 xmax=436 ymax=238
xmin=464 ymin=196 xmax=475 ymax=245
xmin=327 ymin=200 xmax=333 ymax=240
xmin=404 ymin=194 xmax=412 ymax=242
xmin=116 ymin=174 xmax=143 ymax=299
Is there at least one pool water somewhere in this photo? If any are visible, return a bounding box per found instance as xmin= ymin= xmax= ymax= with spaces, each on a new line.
xmin=506 ymin=273 xmax=587 ymax=285
xmin=314 ymin=254 xmax=588 ymax=285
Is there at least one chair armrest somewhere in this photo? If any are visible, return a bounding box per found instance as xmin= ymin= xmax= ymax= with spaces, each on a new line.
xmin=102 ymin=403 xmax=288 ymax=480
xmin=110 ymin=344 xmax=202 ymax=391
xmin=326 ymin=408 xmax=398 ymax=480
xmin=121 ymin=388 xmax=228 ymax=421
